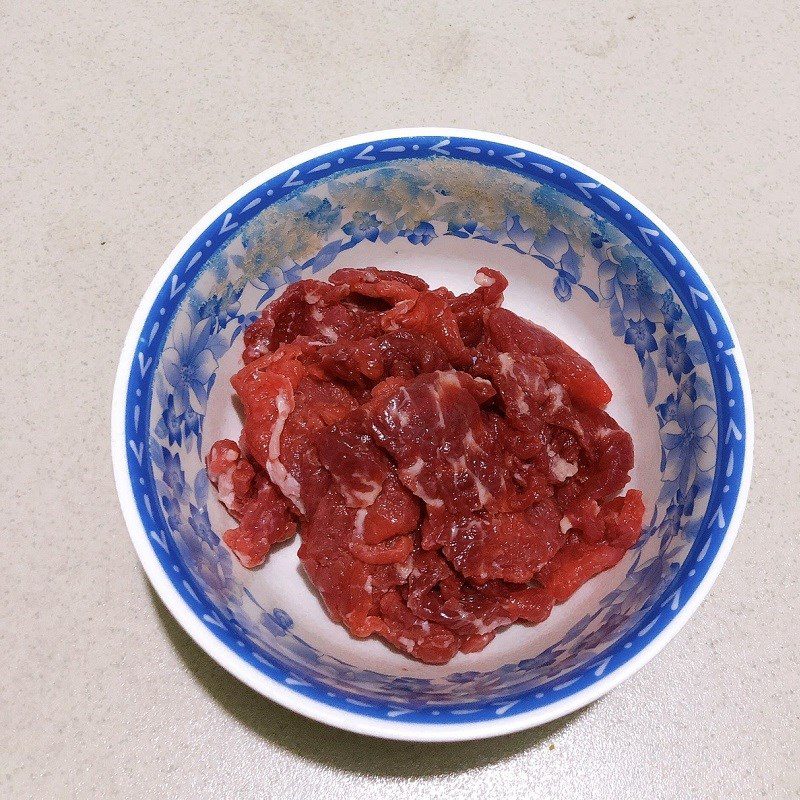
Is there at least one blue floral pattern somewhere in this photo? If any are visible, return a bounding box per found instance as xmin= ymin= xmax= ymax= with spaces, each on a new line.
xmin=657 ymin=386 xmax=716 ymax=501
xmin=342 ymin=210 xmax=381 ymax=243
xmin=161 ymin=317 xmax=221 ymax=416
xmin=120 ymin=136 xmax=747 ymax=727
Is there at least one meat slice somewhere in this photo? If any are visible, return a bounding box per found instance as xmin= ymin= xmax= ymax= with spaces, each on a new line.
xmin=222 ymin=476 xmax=297 ymax=568
xmin=368 ymin=370 xmax=504 ymax=514
xmin=487 ymin=307 xmax=612 ymax=409
xmin=328 ymin=267 xmax=424 ymax=305
xmin=339 ymin=476 xmax=421 ymax=568
xmin=316 ymin=409 xmax=392 ymax=508
xmin=537 ymin=540 xmax=627 ymax=602
xmin=473 ymin=343 xmax=588 ymax=457
xmin=297 ymin=490 xmax=384 ymax=637
xmin=231 ymin=345 xmax=356 ymax=515
xmin=422 ymin=499 xmax=565 ymax=583
xmin=377 ymin=589 xmax=462 ymax=665
xmin=299 ymin=486 xmax=464 ymax=665
xmin=242 ymin=280 xmax=351 ymax=361
xmin=275 ymin=376 xmax=358 ymax=515
xmin=359 ymin=475 xmax=421 ymax=543
xmin=381 ymin=290 xmax=469 ymax=365
xmin=565 ymin=489 xmax=645 ymax=548
xmin=603 ymin=489 xmax=645 ymax=549
xmin=404 ymin=550 xmax=509 ymax=639
xmin=297 ymin=488 xmax=416 ymax=634
xmin=556 ymin=405 xmax=635 ymax=512
xmin=480 ymin=412 xmax=554 ymax=512
xmin=448 ymin=267 xmax=509 ymax=346
xmin=404 ymin=549 xmax=554 ymax=642
xmin=313 ymin=338 xmax=385 ymax=386
xmin=205 ymin=439 xmax=256 ymax=520
xmin=230 ymin=357 xmax=300 ymax=507
xmin=311 ymin=329 xmax=455 ymax=389
xmin=474 ymin=346 xmax=632 ymax=517
xmin=329 ymin=266 xmax=429 ymax=295
xmin=378 ymin=330 xmax=452 ymax=378
xmin=471 ymin=346 xmax=594 ymax=516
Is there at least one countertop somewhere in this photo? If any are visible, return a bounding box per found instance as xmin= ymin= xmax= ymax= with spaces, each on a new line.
xmin=3 ymin=1 xmax=799 ymax=797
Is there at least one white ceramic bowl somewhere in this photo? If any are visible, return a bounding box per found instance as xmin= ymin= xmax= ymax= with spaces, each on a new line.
xmin=112 ymin=129 xmax=752 ymax=741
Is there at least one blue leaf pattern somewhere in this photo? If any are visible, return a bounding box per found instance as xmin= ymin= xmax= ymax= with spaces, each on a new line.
xmin=642 ymin=353 xmax=658 ymax=405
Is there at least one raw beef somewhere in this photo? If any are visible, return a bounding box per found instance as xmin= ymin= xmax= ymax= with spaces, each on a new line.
xmin=205 ymin=267 xmax=645 ymax=663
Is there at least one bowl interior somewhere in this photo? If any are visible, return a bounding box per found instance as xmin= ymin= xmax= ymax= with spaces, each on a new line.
xmin=122 ymin=134 xmax=747 ymax=726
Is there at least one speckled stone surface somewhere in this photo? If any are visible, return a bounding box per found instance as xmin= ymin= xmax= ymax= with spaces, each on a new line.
xmin=2 ymin=1 xmax=799 ymax=797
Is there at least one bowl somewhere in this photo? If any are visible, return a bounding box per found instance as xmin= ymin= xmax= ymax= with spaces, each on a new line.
xmin=112 ymin=128 xmax=752 ymax=741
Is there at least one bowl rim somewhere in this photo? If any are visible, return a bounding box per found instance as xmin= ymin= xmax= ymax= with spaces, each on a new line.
xmin=111 ymin=127 xmax=753 ymax=742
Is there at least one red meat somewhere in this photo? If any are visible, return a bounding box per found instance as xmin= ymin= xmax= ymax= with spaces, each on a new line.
xmin=205 ymin=268 xmax=645 ymax=664
xmin=422 ymin=499 xmax=565 ymax=583
xmin=487 ymin=307 xmax=613 ymax=408
xmin=222 ymin=477 xmax=297 ymax=568
xmin=368 ymin=370 xmax=504 ymax=515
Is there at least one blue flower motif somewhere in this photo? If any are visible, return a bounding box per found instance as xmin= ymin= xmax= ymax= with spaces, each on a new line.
xmin=652 ymin=484 xmax=701 ymax=541
xmin=678 ymin=484 xmax=699 ymax=518
xmin=516 ymin=644 xmax=564 ymax=673
xmin=445 ymin=670 xmax=482 ymax=684
xmin=182 ymin=534 xmax=238 ymax=608
xmin=162 ymin=318 xmax=219 ymax=415
xmin=661 ymin=333 xmax=694 ymax=380
xmin=445 ymin=670 xmax=506 ymax=693
xmin=272 ymin=608 xmax=293 ymax=629
xmin=554 ymin=272 xmax=574 ymax=302
xmin=506 ymin=215 xmax=536 ymax=253
xmin=676 ymin=372 xmax=699 ymax=402
xmin=223 ymin=235 xmax=304 ymax=306
xmin=197 ymin=284 xmax=241 ymax=334
xmin=660 ymin=497 xmax=684 ymax=531
xmin=404 ymin=221 xmax=437 ymax=245
xmin=660 ymin=289 xmax=683 ymax=333
xmin=307 ymin=239 xmax=344 ymax=273
xmin=342 ymin=211 xmax=381 ymax=243
xmin=193 ymin=469 xmax=210 ymax=506
xmin=303 ymin=198 xmax=342 ymax=234
xmin=386 ymin=676 xmax=432 ymax=695
xmin=533 ymin=226 xmax=570 ymax=263
xmin=657 ymin=393 xmax=680 ymax=425
xmin=529 ymin=227 xmax=583 ymax=303
xmin=231 ymin=311 xmax=260 ymax=344
xmin=161 ymin=494 xmax=184 ymax=531
xmin=154 ymin=394 xmax=183 ymax=447
xmin=624 ymin=318 xmax=658 ymax=360
xmin=283 ymin=635 xmax=320 ymax=663
xmin=653 ymin=497 xmax=682 ymax=539
xmin=598 ymin=253 xmax=640 ymax=336
xmin=590 ymin=231 xmax=608 ymax=249
xmin=188 ymin=503 xmax=218 ymax=546
xmin=262 ymin=608 xmax=294 ymax=637
xmin=161 ymin=448 xmax=187 ymax=499
xmin=182 ymin=405 xmax=202 ymax=451
xmin=228 ymin=233 xmax=266 ymax=280
xmin=616 ymin=535 xmax=683 ymax=603
xmin=660 ymin=391 xmax=716 ymax=489
xmin=446 ymin=219 xmax=478 ymax=238
xmin=568 ymin=606 xmax=631 ymax=654
xmin=587 ymin=213 xmax=627 ymax=248
xmin=634 ymin=267 xmax=665 ymax=325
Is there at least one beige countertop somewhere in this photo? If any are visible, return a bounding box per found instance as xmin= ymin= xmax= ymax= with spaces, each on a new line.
xmin=3 ymin=1 xmax=799 ymax=797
